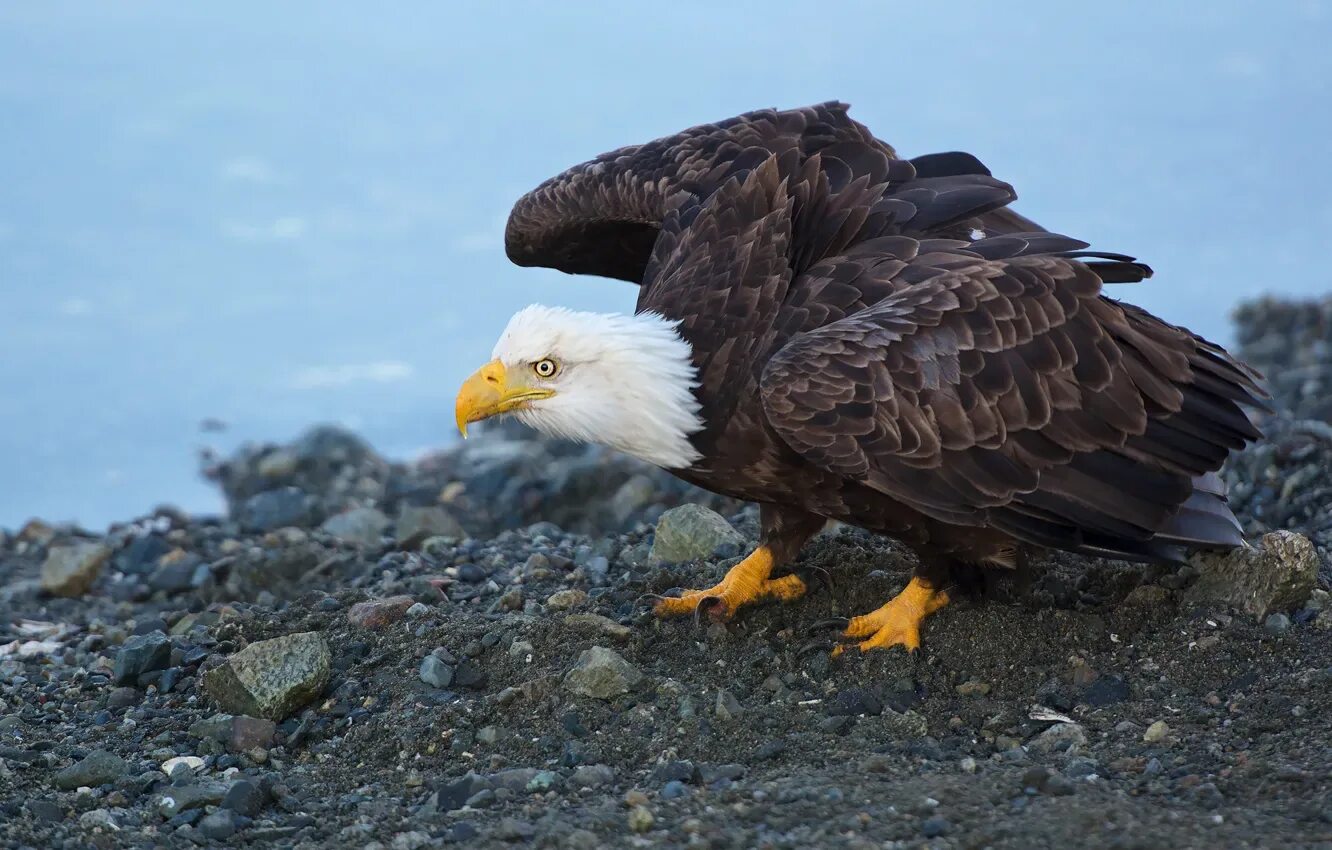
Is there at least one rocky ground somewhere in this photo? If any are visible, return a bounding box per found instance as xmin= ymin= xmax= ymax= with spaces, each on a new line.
xmin=3 ymin=299 xmax=1332 ymax=850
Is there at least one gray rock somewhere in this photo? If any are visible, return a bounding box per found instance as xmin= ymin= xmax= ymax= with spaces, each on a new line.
xmin=922 ymin=816 xmax=950 ymax=838
xmin=880 ymin=708 xmax=929 ymax=738
xmin=410 ymin=652 xmax=452 ymax=692
xmin=494 ymin=819 xmax=536 ymax=842
xmin=1187 ymin=531 xmax=1319 ymax=618
xmin=430 ymin=772 xmax=490 ymax=812
xmin=202 ymin=632 xmax=331 ymax=721
xmin=546 ymin=589 xmax=588 ymax=610
xmin=320 ymin=507 xmax=390 ymax=546
xmin=490 ymin=768 xmax=538 ymax=793
xmin=147 ymin=555 xmax=204 ymax=593
xmin=1022 ymin=765 xmax=1076 ymax=796
xmin=78 ymin=809 xmax=119 ymax=831
xmin=198 ymin=809 xmax=237 ymax=840
xmin=627 ymin=805 xmax=655 ymax=833
xmin=239 ymin=487 xmax=316 ymax=532
xmin=347 ymin=595 xmax=415 ymax=628
xmin=454 ymin=659 xmax=487 ymax=690
xmin=509 ymin=640 xmax=534 ymax=660
xmin=1044 ymin=774 xmax=1077 ymax=796
xmin=419 ymin=656 xmax=454 ymax=688
xmin=396 ymin=506 xmax=465 ymax=548
xmin=564 ymin=646 xmax=643 ymax=699
xmin=187 ymin=713 xmax=235 ymax=743
xmin=649 ymin=505 xmax=745 ymax=564
xmin=715 ymin=688 xmax=743 ymax=720
xmin=699 ymin=763 xmax=745 ymax=784
xmin=565 ymin=829 xmax=601 ymax=850
xmin=40 ymin=541 xmax=110 ymax=596
xmin=464 ymin=788 xmax=495 ymax=808
xmin=391 ymin=831 xmax=433 ymax=850
xmin=661 ymin=780 xmax=688 ymax=799
xmin=1027 ymin=722 xmax=1088 ymax=755
xmin=25 ymin=799 xmax=65 ymax=822
xmin=585 ymin=555 xmax=610 ymax=584
xmin=568 ymin=764 xmax=615 ymax=789
xmin=1266 ymin=612 xmax=1293 ymax=634
xmin=113 ymin=631 xmax=171 ymax=685
xmin=54 ymin=749 xmax=129 ymax=789
xmin=221 ymin=779 xmax=267 ymax=817
xmin=158 ymin=783 xmax=227 ymax=817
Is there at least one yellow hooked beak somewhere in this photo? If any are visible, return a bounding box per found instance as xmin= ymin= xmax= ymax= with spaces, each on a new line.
xmin=454 ymin=359 xmax=554 ymax=437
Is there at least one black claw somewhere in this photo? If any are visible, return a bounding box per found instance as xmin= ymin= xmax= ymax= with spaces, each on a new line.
xmin=695 ymin=595 xmax=728 ymax=624
xmin=638 ymin=591 xmax=684 ymax=613
xmin=796 ymin=638 xmax=834 ymax=656
xmin=806 ymin=565 xmax=834 ymax=589
xmin=807 ymin=617 xmax=850 ymax=633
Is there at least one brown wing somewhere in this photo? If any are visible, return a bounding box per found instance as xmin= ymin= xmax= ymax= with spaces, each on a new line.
xmin=504 ymin=101 xmax=1043 ymax=284
xmin=760 ymin=248 xmax=1270 ymax=561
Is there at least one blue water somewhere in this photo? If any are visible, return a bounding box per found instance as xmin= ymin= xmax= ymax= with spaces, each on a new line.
xmin=2 ymin=2 xmax=1330 ymax=529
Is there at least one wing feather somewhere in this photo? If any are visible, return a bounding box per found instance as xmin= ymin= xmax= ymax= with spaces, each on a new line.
xmin=760 ymin=248 xmax=1270 ymax=558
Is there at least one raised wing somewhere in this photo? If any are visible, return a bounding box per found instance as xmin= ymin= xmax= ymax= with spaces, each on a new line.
xmin=505 ymin=101 xmax=1042 ymax=284
xmin=760 ymin=248 xmax=1269 ymax=560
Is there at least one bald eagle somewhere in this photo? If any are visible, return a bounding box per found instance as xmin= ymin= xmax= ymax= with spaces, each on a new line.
xmin=455 ymin=102 xmax=1268 ymax=652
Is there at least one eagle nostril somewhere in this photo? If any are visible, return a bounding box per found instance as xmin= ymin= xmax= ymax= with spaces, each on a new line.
xmin=485 ymin=375 xmax=500 ymax=385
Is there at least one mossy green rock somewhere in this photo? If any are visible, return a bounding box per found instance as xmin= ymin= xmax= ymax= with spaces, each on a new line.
xmin=202 ymin=632 xmax=330 ymax=721
xmin=1187 ymin=530 xmax=1319 ymax=618
xmin=649 ymin=505 xmax=744 ymax=564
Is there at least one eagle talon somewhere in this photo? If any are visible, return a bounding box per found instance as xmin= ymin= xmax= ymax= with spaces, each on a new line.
xmin=653 ymin=545 xmax=806 ymax=620
xmin=833 ymin=576 xmax=949 ymax=655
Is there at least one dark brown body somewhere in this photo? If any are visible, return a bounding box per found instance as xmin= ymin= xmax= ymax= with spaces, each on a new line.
xmin=507 ymin=102 xmax=1269 ymax=586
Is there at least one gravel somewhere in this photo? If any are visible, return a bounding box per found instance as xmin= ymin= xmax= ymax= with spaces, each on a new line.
xmin=2 ymin=297 xmax=1331 ymax=848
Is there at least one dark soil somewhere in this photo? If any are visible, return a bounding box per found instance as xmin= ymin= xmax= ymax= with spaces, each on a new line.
xmin=3 ymin=298 xmax=1331 ymax=850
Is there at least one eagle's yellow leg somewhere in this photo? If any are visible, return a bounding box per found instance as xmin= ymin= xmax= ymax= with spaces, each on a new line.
xmin=655 ymin=545 xmax=806 ymax=619
xmin=835 ymin=577 xmax=949 ymax=654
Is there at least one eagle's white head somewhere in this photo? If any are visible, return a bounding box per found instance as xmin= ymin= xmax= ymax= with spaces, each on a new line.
xmin=454 ymin=304 xmax=705 ymax=469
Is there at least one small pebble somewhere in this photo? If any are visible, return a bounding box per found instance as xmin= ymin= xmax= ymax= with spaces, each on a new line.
xmin=922 ymin=815 xmax=950 ymax=838
xmin=627 ymin=805 xmax=655 ymax=833
xmin=1143 ymin=720 xmax=1170 ymax=743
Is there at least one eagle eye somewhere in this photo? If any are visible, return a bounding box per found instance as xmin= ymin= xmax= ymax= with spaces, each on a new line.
xmin=533 ymin=358 xmax=558 ymax=378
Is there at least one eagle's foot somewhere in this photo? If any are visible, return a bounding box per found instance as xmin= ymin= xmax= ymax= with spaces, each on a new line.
xmin=655 ymin=545 xmax=805 ymax=620
xmin=833 ymin=577 xmax=949 ymax=655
